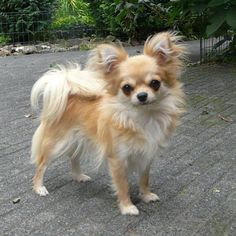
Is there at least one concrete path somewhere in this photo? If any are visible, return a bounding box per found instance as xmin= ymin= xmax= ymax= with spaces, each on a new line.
xmin=0 ymin=46 xmax=236 ymax=236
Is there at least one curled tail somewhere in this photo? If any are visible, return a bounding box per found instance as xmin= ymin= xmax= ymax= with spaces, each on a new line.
xmin=31 ymin=64 xmax=104 ymax=124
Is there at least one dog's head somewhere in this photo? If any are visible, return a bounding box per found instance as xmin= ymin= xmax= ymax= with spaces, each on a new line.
xmin=88 ymin=32 xmax=186 ymax=107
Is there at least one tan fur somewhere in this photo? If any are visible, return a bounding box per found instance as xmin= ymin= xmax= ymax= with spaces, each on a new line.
xmin=31 ymin=32 xmax=186 ymax=215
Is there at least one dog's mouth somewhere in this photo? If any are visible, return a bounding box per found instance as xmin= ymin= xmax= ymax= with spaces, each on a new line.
xmin=139 ymin=101 xmax=149 ymax=105
xmin=136 ymin=100 xmax=155 ymax=106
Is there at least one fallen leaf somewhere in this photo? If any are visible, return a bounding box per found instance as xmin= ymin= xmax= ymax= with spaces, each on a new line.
xmin=218 ymin=114 xmax=233 ymax=123
xmin=213 ymin=189 xmax=220 ymax=193
xmin=12 ymin=197 xmax=21 ymax=204
xmin=24 ymin=113 xmax=36 ymax=119
xmin=24 ymin=113 xmax=32 ymax=118
xmin=201 ymin=110 xmax=209 ymax=115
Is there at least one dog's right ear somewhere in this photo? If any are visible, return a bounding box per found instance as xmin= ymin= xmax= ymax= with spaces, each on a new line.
xmin=144 ymin=32 xmax=186 ymax=66
xmin=88 ymin=44 xmax=128 ymax=74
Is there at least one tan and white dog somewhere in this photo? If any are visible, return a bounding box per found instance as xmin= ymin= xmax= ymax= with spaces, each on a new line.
xmin=31 ymin=32 xmax=186 ymax=215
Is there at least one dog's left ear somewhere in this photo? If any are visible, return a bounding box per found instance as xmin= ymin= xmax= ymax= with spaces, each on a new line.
xmin=144 ymin=32 xmax=185 ymax=66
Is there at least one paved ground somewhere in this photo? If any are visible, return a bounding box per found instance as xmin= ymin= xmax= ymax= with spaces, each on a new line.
xmin=0 ymin=42 xmax=236 ymax=236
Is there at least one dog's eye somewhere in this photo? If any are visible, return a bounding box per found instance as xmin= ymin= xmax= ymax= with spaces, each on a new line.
xmin=122 ymin=84 xmax=133 ymax=95
xmin=149 ymin=80 xmax=161 ymax=91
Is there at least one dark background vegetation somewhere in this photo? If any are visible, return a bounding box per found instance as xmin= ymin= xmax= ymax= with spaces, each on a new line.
xmin=0 ymin=0 xmax=235 ymax=59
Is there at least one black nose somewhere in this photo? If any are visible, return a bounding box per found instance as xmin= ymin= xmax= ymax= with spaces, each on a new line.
xmin=137 ymin=92 xmax=148 ymax=102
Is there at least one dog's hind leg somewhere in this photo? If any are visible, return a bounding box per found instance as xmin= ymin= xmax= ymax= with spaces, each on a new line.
xmin=32 ymin=136 xmax=56 ymax=196
xmin=33 ymin=155 xmax=50 ymax=196
xmin=32 ymin=124 xmax=57 ymax=196
xmin=70 ymin=156 xmax=91 ymax=183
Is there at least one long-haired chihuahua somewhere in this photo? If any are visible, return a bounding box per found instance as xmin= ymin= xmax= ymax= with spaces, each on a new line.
xmin=31 ymin=32 xmax=186 ymax=215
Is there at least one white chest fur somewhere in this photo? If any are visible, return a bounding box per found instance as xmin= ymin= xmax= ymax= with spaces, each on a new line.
xmin=114 ymin=110 xmax=172 ymax=173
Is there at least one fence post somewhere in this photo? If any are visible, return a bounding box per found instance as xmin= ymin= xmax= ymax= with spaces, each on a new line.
xmin=200 ymin=37 xmax=203 ymax=64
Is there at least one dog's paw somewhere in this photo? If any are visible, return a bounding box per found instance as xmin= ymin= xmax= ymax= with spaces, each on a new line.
xmin=141 ymin=192 xmax=160 ymax=203
xmin=34 ymin=186 xmax=49 ymax=196
xmin=120 ymin=204 xmax=139 ymax=215
xmin=72 ymin=173 xmax=91 ymax=183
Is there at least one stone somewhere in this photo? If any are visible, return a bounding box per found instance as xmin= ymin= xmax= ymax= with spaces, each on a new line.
xmin=0 ymin=48 xmax=10 ymax=56
xmin=40 ymin=45 xmax=51 ymax=50
xmin=14 ymin=46 xmax=24 ymax=52
xmin=52 ymin=47 xmax=67 ymax=53
xmin=15 ymin=45 xmax=37 ymax=54
xmin=23 ymin=46 xmax=37 ymax=54
xmin=68 ymin=45 xmax=80 ymax=51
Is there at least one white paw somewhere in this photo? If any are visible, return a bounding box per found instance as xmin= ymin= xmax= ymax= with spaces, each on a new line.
xmin=35 ymin=186 xmax=49 ymax=196
xmin=73 ymin=174 xmax=91 ymax=183
xmin=141 ymin=192 xmax=160 ymax=203
xmin=120 ymin=204 xmax=139 ymax=215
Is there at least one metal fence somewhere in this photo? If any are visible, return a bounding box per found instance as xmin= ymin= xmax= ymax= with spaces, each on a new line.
xmin=200 ymin=34 xmax=234 ymax=63
xmin=1 ymin=11 xmax=234 ymax=62
xmin=0 ymin=11 xmax=105 ymax=45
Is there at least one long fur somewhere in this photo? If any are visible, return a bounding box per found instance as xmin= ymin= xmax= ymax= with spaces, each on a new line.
xmin=31 ymin=31 xmax=187 ymax=215
xmin=31 ymin=64 xmax=105 ymax=125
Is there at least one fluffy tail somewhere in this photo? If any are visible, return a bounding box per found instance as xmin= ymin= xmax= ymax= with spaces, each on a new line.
xmin=31 ymin=64 xmax=104 ymax=124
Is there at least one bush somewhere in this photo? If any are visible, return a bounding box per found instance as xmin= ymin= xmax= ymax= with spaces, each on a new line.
xmin=86 ymin=0 xmax=173 ymax=41
xmin=0 ymin=35 xmax=11 ymax=46
xmin=173 ymin=0 xmax=236 ymax=37
xmin=51 ymin=0 xmax=94 ymax=29
xmin=0 ymin=0 xmax=57 ymax=42
xmin=173 ymin=0 xmax=236 ymax=60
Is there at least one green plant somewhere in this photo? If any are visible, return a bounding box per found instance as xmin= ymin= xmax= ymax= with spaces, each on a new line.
xmin=172 ymin=0 xmax=236 ymax=61
xmin=172 ymin=0 xmax=236 ymax=37
xmin=51 ymin=0 xmax=94 ymax=29
xmin=0 ymin=0 xmax=57 ymax=42
xmin=0 ymin=35 xmax=11 ymax=45
xmin=86 ymin=0 xmax=172 ymax=41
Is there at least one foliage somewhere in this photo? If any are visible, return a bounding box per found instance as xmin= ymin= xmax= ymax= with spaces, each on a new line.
xmin=85 ymin=0 xmax=235 ymax=41
xmin=0 ymin=35 xmax=11 ymax=46
xmin=173 ymin=0 xmax=236 ymax=61
xmin=0 ymin=0 xmax=57 ymax=42
xmin=86 ymin=0 xmax=173 ymax=40
xmin=51 ymin=0 xmax=94 ymax=29
xmin=173 ymin=0 xmax=236 ymax=37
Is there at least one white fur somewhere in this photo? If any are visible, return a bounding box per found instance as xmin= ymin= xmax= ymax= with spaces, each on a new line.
xmin=120 ymin=204 xmax=139 ymax=215
xmin=49 ymin=128 xmax=105 ymax=169
xmin=141 ymin=192 xmax=160 ymax=203
xmin=153 ymin=39 xmax=171 ymax=55
xmin=35 ymin=186 xmax=49 ymax=196
xmin=31 ymin=124 xmax=44 ymax=163
xmin=101 ymin=48 xmax=118 ymax=72
xmin=31 ymin=64 xmax=105 ymax=125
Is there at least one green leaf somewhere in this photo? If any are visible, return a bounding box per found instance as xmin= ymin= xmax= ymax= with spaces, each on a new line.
xmin=226 ymin=7 xmax=236 ymax=28
xmin=206 ymin=12 xmax=226 ymax=36
xmin=192 ymin=4 xmax=207 ymax=14
xmin=125 ymin=3 xmax=135 ymax=9
xmin=208 ymin=0 xmax=226 ymax=7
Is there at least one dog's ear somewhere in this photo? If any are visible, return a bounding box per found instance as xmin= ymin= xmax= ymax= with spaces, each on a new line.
xmin=89 ymin=44 xmax=128 ymax=73
xmin=144 ymin=32 xmax=185 ymax=66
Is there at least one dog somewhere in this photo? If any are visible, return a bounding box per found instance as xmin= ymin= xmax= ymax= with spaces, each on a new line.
xmin=31 ymin=32 xmax=186 ymax=215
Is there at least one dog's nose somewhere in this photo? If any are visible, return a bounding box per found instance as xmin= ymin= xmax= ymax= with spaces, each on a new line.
xmin=137 ymin=92 xmax=148 ymax=102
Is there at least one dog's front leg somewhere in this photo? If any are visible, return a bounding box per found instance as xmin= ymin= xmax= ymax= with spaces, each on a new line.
xmin=108 ymin=157 xmax=139 ymax=215
xmin=139 ymin=164 xmax=160 ymax=203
